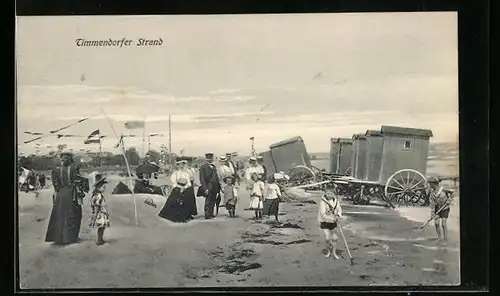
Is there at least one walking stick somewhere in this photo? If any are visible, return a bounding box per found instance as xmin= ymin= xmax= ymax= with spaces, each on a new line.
xmin=337 ymin=221 xmax=354 ymax=265
xmin=414 ymin=201 xmax=451 ymax=231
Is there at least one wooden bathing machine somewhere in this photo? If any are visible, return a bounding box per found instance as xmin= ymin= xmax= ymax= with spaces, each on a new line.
xmin=331 ymin=125 xmax=433 ymax=183
xmin=329 ymin=138 xmax=354 ymax=174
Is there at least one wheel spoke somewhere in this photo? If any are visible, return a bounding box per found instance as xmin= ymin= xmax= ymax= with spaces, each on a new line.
xmin=410 ymin=179 xmax=424 ymax=190
xmin=387 ymin=184 xmax=404 ymax=191
xmin=388 ymin=188 xmax=406 ymax=195
xmin=409 ymin=173 xmax=417 ymax=187
xmin=406 ymin=172 xmax=410 ymax=187
xmin=392 ymin=178 xmax=406 ymax=189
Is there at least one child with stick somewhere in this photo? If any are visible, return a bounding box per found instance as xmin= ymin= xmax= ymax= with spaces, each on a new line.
xmin=89 ymin=174 xmax=110 ymax=245
xmin=318 ymin=189 xmax=343 ymax=258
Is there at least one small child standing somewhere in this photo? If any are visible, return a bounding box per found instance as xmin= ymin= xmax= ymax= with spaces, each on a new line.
xmin=249 ymin=173 xmax=265 ymax=220
xmin=89 ymin=174 xmax=110 ymax=246
xmin=263 ymin=175 xmax=282 ymax=222
xmin=222 ymin=176 xmax=238 ymax=218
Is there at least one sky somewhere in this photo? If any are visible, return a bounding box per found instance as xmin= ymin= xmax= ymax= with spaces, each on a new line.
xmin=16 ymin=12 xmax=458 ymax=156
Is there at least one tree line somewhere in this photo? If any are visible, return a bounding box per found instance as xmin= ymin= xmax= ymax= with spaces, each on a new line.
xmin=17 ymin=148 xmax=167 ymax=171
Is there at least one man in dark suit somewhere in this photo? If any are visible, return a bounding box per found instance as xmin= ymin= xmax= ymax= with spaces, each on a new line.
xmin=199 ymin=152 xmax=221 ymax=219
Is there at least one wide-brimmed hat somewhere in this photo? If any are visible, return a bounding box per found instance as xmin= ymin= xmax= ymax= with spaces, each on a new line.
xmin=249 ymin=156 xmax=257 ymax=161
xmin=256 ymin=155 xmax=263 ymax=160
xmin=219 ymin=155 xmax=227 ymax=161
xmin=176 ymin=160 xmax=188 ymax=165
xmin=427 ymin=176 xmax=440 ymax=184
xmin=225 ymin=152 xmax=232 ymax=157
xmin=93 ymin=173 xmax=108 ymax=187
xmin=59 ymin=149 xmax=74 ymax=157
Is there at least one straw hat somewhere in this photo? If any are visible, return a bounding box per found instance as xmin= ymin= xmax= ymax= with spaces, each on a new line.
xmin=219 ymin=155 xmax=227 ymax=161
xmin=427 ymin=176 xmax=440 ymax=184
xmin=59 ymin=149 xmax=74 ymax=157
xmin=249 ymin=156 xmax=257 ymax=161
xmin=93 ymin=173 xmax=108 ymax=188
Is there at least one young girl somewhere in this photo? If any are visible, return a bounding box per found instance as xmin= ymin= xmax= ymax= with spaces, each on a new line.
xmin=222 ymin=176 xmax=238 ymax=218
xmin=249 ymin=173 xmax=265 ymax=220
xmin=263 ymin=174 xmax=282 ymax=222
xmin=318 ymin=190 xmax=343 ymax=259
xmin=89 ymin=174 xmax=110 ymax=246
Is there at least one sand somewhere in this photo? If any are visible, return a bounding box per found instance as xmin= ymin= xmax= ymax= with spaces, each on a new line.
xmin=17 ymin=176 xmax=460 ymax=289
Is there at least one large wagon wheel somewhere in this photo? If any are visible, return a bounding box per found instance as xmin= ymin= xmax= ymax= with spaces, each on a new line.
xmin=287 ymin=165 xmax=317 ymax=188
xmin=384 ymin=169 xmax=429 ymax=207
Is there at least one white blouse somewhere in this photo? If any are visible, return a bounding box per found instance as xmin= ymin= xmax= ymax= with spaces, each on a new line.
xmin=245 ymin=165 xmax=265 ymax=181
xmin=265 ymin=183 xmax=281 ymax=200
xmin=169 ymin=170 xmax=192 ymax=188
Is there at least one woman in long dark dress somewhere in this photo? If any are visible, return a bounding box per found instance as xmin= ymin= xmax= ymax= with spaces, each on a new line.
xmin=45 ymin=151 xmax=89 ymax=245
xmin=158 ymin=176 xmax=192 ymax=222
xmin=169 ymin=160 xmax=197 ymax=219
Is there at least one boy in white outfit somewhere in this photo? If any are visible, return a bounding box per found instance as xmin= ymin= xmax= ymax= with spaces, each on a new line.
xmin=318 ymin=190 xmax=343 ymax=259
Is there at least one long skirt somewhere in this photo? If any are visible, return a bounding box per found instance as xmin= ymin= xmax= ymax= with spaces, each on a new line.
xmin=263 ymin=198 xmax=280 ymax=216
xmin=45 ymin=187 xmax=82 ymax=245
xmin=183 ymin=186 xmax=198 ymax=217
xmin=158 ymin=188 xmax=192 ymax=223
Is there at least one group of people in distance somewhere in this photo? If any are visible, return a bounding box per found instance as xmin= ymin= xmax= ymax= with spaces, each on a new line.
xmin=39 ymin=148 xmax=455 ymax=252
xmin=158 ymin=152 xmax=282 ymax=223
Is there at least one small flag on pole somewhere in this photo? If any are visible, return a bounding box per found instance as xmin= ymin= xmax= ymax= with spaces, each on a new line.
xmin=114 ymin=135 xmax=124 ymax=148
xmin=124 ymin=120 xmax=145 ymax=129
xmin=84 ymin=129 xmax=101 ymax=144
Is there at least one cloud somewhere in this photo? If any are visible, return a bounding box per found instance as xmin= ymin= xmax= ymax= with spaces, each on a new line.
xmin=208 ymin=88 xmax=243 ymax=94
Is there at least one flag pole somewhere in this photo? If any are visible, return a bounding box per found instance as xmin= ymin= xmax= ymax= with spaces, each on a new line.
xmin=142 ymin=118 xmax=146 ymax=158
xmin=100 ymin=109 xmax=139 ymax=226
xmin=168 ymin=114 xmax=172 ymax=165
xmin=118 ymin=137 xmax=139 ymax=226
xmin=99 ymin=139 xmax=103 ymax=168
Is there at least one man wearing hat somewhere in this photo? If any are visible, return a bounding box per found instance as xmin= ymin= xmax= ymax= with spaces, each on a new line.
xmin=427 ymin=176 xmax=454 ymax=244
xmin=45 ymin=150 xmax=88 ymax=245
xmin=199 ymin=153 xmax=222 ymax=219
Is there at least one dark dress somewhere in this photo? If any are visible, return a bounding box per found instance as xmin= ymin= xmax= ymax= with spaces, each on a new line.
xmin=39 ymin=174 xmax=46 ymax=188
xmin=158 ymin=187 xmax=192 ymax=223
xmin=45 ymin=165 xmax=87 ymax=245
xmin=185 ymin=186 xmax=198 ymax=217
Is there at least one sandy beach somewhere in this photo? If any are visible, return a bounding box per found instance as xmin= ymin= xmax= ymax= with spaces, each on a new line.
xmin=18 ymin=175 xmax=460 ymax=289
